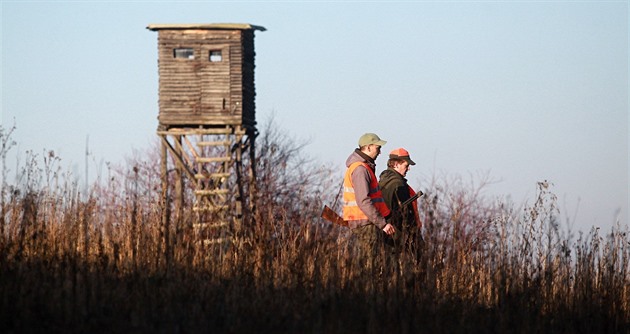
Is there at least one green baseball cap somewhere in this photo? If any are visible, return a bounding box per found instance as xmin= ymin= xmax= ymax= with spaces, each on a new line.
xmin=358 ymin=133 xmax=387 ymax=147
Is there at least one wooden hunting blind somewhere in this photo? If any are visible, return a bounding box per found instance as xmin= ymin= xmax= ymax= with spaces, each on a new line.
xmin=148 ymin=23 xmax=265 ymax=128
xmin=147 ymin=23 xmax=265 ymax=244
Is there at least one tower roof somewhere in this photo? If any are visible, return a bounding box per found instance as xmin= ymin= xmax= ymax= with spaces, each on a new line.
xmin=146 ymin=23 xmax=266 ymax=31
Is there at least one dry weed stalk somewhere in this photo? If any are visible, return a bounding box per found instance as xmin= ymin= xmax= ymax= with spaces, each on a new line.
xmin=0 ymin=123 xmax=627 ymax=333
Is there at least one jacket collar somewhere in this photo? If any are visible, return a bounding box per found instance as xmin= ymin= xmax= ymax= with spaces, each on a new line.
xmin=387 ymin=167 xmax=407 ymax=181
xmin=354 ymin=148 xmax=375 ymax=165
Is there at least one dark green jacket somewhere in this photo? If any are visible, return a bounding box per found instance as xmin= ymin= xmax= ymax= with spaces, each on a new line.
xmin=378 ymin=168 xmax=417 ymax=228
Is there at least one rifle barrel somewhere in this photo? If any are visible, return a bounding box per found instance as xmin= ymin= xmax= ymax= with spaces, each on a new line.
xmin=401 ymin=190 xmax=424 ymax=207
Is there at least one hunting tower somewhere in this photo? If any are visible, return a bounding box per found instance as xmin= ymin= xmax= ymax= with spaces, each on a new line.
xmin=147 ymin=23 xmax=265 ymax=243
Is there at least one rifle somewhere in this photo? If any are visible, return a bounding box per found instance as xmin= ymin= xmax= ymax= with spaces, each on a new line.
xmin=321 ymin=205 xmax=348 ymax=227
xmin=321 ymin=190 xmax=424 ymax=226
xmin=401 ymin=190 xmax=423 ymax=208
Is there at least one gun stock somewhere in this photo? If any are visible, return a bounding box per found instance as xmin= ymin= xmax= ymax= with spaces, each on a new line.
xmin=321 ymin=205 xmax=348 ymax=227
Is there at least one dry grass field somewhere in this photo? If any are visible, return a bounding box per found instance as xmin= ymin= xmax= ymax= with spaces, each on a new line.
xmin=0 ymin=125 xmax=628 ymax=333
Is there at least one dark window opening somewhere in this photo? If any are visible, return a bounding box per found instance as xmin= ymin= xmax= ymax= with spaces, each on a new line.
xmin=174 ymin=48 xmax=194 ymax=59
xmin=209 ymin=50 xmax=222 ymax=62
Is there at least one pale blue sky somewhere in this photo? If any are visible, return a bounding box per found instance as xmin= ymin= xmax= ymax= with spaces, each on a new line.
xmin=1 ymin=1 xmax=628 ymax=233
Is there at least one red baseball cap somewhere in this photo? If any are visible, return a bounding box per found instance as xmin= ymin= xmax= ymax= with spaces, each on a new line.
xmin=389 ymin=148 xmax=416 ymax=165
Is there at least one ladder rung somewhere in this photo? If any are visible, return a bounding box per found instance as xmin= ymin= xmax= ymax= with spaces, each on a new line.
xmin=195 ymin=189 xmax=229 ymax=196
xmin=197 ymin=141 xmax=231 ymax=147
xmin=193 ymin=204 xmax=229 ymax=212
xmin=193 ymin=221 xmax=230 ymax=229
xmin=200 ymin=238 xmax=231 ymax=246
xmin=196 ymin=157 xmax=231 ymax=163
xmin=195 ymin=173 xmax=230 ymax=179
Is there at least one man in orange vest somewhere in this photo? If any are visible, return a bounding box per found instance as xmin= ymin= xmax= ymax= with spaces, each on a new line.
xmin=343 ymin=133 xmax=396 ymax=257
xmin=378 ymin=148 xmax=423 ymax=257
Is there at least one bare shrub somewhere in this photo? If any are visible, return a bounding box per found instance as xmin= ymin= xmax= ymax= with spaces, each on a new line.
xmin=0 ymin=122 xmax=628 ymax=333
xmin=251 ymin=118 xmax=338 ymax=235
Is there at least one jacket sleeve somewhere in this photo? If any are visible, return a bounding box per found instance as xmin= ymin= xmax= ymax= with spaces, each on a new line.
xmin=351 ymin=165 xmax=388 ymax=229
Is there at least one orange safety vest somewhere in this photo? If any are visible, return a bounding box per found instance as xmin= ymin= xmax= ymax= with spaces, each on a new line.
xmin=408 ymin=186 xmax=422 ymax=228
xmin=343 ymin=162 xmax=391 ymax=221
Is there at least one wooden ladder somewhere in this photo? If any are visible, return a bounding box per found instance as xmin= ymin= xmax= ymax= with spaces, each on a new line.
xmin=159 ymin=125 xmax=250 ymax=245
xmin=191 ymin=126 xmax=247 ymax=244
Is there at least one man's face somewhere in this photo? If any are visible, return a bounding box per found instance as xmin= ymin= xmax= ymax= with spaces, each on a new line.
xmin=393 ymin=161 xmax=410 ymax=177
xmin=367 ymin=144 xmax=381 ymax=160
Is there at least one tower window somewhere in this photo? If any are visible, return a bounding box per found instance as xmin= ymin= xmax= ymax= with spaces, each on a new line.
xmin=173 ymin=48 xmax=194 ymax=59
xmin=209 ymin=50 xmax=222 ymax=62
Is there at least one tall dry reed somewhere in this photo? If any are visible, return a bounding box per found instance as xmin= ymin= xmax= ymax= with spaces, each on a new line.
xmin=0 ymin=124 xmax=627 ymax=333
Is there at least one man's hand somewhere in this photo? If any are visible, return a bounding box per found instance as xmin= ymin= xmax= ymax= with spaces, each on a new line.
xmin=382 ymin=223 xmax=396 ymax=235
